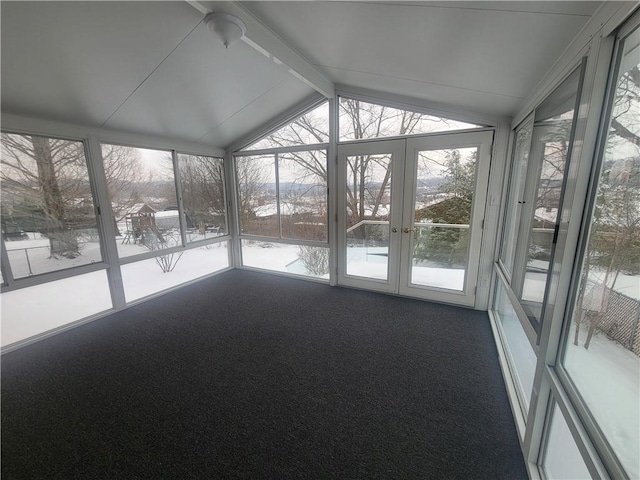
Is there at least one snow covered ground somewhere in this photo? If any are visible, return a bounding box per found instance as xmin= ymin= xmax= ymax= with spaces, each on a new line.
xmin=4 ymin=233 xmax=102 ymax=278
xmin=1 ymin=240 xmax=229 ymax=347
xmin=565 ymin=328 xmax=639 ymax=478
xmin=122 ymin=243 xmax=229 ymax=302
xmin=497 ymin=282 xmax=639 ymax=477
xmin=240 ymin=241 xmax=328 ymax=278
xmin=543 ymin=403 xmax=591 ymax=479
xmin=1 ymin=270 xmax=112 ymax=346
xmin=241 ymin=242 xmax=466 ymax=291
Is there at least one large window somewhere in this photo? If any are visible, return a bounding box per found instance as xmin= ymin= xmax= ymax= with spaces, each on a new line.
xmin=236 ymin=150 xmax=328 ymax=241
xmin=339 ymin=97 xmax=482 ymax=142
xmin=235 ymin=102 xmax=329 ymax=280
xmin=498 ymin=63 xmax=585 ymax=333
xmin=236 ymin=149 xmax=329 ymax=278
xmin=561 ymin=25 xmax=640 ymax=478
xmin=492 ymin=14 xmax=640 ymax=480
xmin=0 ymin=135 xmax=231 ymax=346
xmin=102 ymin=144 xmax=180 ymax=259
xmin=1 ymin=133 xmax=103 ymax=279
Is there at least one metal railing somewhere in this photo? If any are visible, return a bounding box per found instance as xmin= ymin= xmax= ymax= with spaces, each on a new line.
xmin=6 ymin=245 xmax=50 ymax=277
xmin=346 ymin=219 xmax=471 ymax=234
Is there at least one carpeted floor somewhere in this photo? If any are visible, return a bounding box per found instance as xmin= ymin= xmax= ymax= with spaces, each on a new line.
xmin=2 ymin=269 xmax=526 ymax=479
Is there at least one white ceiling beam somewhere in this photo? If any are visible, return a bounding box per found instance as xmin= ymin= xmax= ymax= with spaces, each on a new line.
xmin=186 ymin=1 xmax=335 ymax=99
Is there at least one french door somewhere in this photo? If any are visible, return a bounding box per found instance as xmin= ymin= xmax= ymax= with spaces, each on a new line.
xmin=337 ymin=130 xmax=493 ymax=307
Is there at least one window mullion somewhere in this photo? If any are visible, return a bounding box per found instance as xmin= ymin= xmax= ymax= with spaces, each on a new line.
xmin=86 ymin=135 xmax=126 ymax=310
xmin=173 ymin=150 xmax=188 ymax=248
xmin=275 ymin=152 xmax=282 ymax=239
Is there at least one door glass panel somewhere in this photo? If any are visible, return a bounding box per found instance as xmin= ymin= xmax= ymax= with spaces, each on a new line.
xmin=562 ymin=27 xmax=640 ymax=478
xmin=520 ymin=65 xmax=583 ymax=324
xmin=411 ymin=147 xmax=477 ymax=291
xmin=500 ymin=119 xmax=533 ymax=276
xmin=1 ymin=133 xmax=103 ymax=278
xmin=345 ymin=153 xmax=392 ymax=280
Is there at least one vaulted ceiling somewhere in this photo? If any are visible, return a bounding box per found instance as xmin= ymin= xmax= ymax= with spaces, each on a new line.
xmin=1 ymin=1 xmax=601 ymax=150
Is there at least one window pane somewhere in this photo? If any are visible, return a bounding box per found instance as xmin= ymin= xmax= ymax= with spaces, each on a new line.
xmin=520 ymin=65 xmax=583 ymax=325
xmin=562 ymin=28 xmax=640 ymax=478
xmin=244 ymin=102 xmax=329 ymax=150
xmin=279 ymin=151 xmax=327 ymax=242
xmin=236 ymin=154 xmax=277 ymax=237
xmin=102 ymin=144 xmax=180 ymax=258
xmin=542 ymin=403 xmax=591 ymax=480
xmin=339 ymin=97 xmax=481 ymax=141
xmin=345 ymin=153 xmax=392 ymax=281
xmin=1 ymin=270 xmax=112 ymax=347
xmin=1 ymin=133 xmax=102 ymax=278
xmin=412 ymin=147 xmax=478 ymax=291
xmin=121 ymin=242 xmax=229 ymax=303
xmin=494 ymin=279 xmax=536 ymax=415
xmin=178 ymin=154 xmax=227 ymax=242
xmin=241 ymin=239 xmax=329 ymax=279
xmin=500 ymin=119 xmax=533 ymax=276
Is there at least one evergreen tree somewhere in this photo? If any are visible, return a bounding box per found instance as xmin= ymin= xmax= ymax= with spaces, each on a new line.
xmin=413 ymin=150 xmax=476 ymax=267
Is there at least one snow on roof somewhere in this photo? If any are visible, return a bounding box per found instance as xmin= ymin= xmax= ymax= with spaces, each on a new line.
xmin=125 ymin=203 xmax=156 ymax=215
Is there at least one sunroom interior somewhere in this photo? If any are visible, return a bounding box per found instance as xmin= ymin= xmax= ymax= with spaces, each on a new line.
xmin=1 ymin=1 xmax=639 ymax=479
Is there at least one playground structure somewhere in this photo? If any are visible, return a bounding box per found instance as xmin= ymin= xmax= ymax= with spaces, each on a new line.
xmin=120 ymin=203 xmax=164 ymax=246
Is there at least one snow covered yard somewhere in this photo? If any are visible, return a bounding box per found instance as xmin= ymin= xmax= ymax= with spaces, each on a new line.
xmin=4 ymin=233 xmax=102 ymax=278
xmin=1 ymin=240 xmax=229 ymax=347
xmin=565 ymin=330 xmax=640 ymax=478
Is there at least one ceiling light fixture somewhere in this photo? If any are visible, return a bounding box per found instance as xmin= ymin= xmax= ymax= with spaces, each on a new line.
xmin=204 ymin=12 xmax=246 ymax=48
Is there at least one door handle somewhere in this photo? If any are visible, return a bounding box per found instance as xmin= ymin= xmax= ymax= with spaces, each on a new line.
xmin=403 ymin=227 xmax=415 ymax=233
xmin=391 ymin=227 xmax=398 ymax=233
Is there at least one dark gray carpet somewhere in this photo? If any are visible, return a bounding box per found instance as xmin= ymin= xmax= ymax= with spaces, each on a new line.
xmin=2 ymin=269 xmax=526 ymax=479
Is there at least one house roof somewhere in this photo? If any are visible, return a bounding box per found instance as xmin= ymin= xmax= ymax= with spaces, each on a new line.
xmin=126 ymin=203 xmax=156 ymax=215
xmin=1 ymin=1 xmax=601 ymax=150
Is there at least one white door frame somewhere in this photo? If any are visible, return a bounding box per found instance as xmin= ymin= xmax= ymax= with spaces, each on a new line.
xmin=337 ymin=139 xmax=405 ymax=294
xmin=399 ymin=130 xmax=493 ymax=306
xmin=337 ymin=131 xmax=493 ymax=307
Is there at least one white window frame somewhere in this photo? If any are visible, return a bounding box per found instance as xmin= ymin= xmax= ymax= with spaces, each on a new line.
xmin=490 ymin=5 xmax=639 ymax=478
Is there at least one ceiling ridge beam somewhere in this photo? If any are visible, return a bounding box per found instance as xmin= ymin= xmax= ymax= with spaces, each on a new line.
xmin=186 ymin=1 xmax=335 ymax=99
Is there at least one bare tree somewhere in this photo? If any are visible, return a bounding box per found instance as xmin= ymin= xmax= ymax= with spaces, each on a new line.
xmin=178 ymin=155 xmax=226 ymax=234
xmin=573 ymin=65 xmax=640 ymax=349
xmin=236 ymin=99 xmax=473 ymax=242
xmin=1 ymin=133 xmax=87 ymax=257
xmin=236 ymin=155 xmax=274 ymax=236
xmin=100 ymin=144 xmax=149 ymax=235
